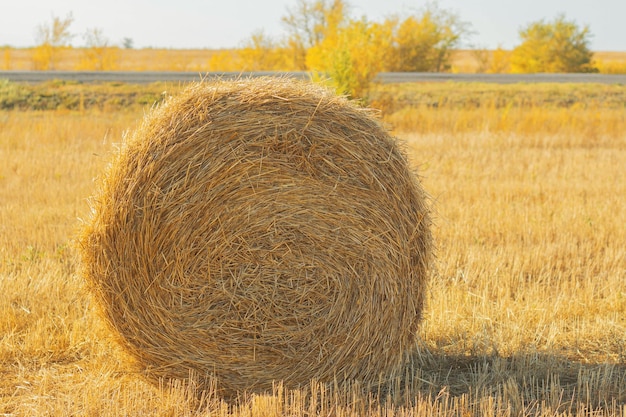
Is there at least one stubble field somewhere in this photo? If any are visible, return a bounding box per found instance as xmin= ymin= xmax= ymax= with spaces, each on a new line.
xmin=0 ymin=81 xmax=625 ymax=416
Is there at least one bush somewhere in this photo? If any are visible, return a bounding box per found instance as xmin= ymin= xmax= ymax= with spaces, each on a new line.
xmin=307 ymin=18 xmax=391 ymax=99
xmin=511 ymin=14 xmax=597 ymax=73
xmin=388 ymin=4 xmax=469 ymax=72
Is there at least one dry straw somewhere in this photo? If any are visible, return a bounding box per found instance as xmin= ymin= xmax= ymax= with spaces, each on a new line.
xmin=79 ymin=77 xmax=432 ymax=397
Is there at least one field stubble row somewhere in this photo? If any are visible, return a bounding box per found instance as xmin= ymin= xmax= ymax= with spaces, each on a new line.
xmin=0 ymin=82 xmax=625 ymax=415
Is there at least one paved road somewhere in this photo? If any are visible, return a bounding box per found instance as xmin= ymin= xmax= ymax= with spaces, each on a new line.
xmin=1 ymin=70 xmax=626 ymax=84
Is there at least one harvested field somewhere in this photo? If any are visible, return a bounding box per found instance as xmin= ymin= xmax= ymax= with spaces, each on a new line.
xmin=0 ymin=81 xmax=624 ymax=415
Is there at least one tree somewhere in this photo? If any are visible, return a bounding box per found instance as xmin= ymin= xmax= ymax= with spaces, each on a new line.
xmin=281 ymin=0 xmax=348 ymax=70
xmin=470 ymin=45 xmax=511 ymax=73
xmin=33 ymin=13 xmax=74 ymax=70
xmin=470 ymin=46 xmax=491 ymax=73
xmin=80 ymin=28 xmax=119 ymax=70
xmin=388 ymin=4 xmax=469 ymax=72
xmin=2 ymin=47 xmax=10 ymax=70
xmin=238 ymin=30 xmax=288 ymax=71
xmin=511 ymin=14 xmax=597 ymax=73
xmin=489 ymin=46 xmax=511 ymax=74
xmin=307 ymin=18 xmax=393 ymax=99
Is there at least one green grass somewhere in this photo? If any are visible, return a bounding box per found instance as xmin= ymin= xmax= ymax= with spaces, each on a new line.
xmin=0 ymin=79 xmax=172 ymax=111
xmin=3 ymin=79 xmax=626 ymax=112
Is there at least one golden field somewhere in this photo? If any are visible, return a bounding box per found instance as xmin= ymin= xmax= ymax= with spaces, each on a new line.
xmin=0 ymin=80 xmax=625 ymax=415
xmin=2 ymin=47 xmax=626 ymax=73
xmin=1 ymin=47 xmax=224 ymax=71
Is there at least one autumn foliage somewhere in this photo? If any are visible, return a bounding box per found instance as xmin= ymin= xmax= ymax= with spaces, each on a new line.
xmin=511 ymin=14 xmax=597 ymax=73
xmin=32 ymin=13 xmax=74 ymax=70
xmin=18 ymin=1 xmax=622 ymax=99
xmin=207 ymin=0 xmax=468 ymax=98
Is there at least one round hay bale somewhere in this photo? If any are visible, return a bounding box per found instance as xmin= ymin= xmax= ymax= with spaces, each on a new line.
xmin=80 ymin=77 xmax=432 ymax=397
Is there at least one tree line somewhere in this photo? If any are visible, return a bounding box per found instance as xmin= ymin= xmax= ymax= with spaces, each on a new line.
xmin=25 ymin=1 xmax=597 ymax=98
xmin=232 ymin=0 xmax=595 ymax=98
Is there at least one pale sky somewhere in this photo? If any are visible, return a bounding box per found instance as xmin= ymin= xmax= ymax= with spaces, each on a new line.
xmin=1 ymin=0 xmax=625 ymax=51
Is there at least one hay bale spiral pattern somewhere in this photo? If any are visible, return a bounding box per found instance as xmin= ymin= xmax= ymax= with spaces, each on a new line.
xmin=80 ymin=78 xmax=432 ymax=396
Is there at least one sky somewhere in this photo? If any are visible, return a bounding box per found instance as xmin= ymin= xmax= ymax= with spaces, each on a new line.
xmin=1 ymin=0 xmax=625 ymax=51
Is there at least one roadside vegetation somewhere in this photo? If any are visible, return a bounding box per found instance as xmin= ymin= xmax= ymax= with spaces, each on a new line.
xmin=0 ymin=79 xmax=169 ymax=111
xmin=0 ymin=80 xmax=625 ymax=415
xmin=2 ymin=78 xmax=625 ymax=131
xmin=2 ymin=0 xmax=626 ymax=99
xmin=510 ymin=14 xmax=596 ymax=73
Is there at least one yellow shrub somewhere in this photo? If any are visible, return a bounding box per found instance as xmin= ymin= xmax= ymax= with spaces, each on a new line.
xmin=32 ymin=44 xmax=54 ymax=70
xmin=2 ymin=47 xmax=10 ymax=70
xmin=307 ymin=18 xmax=391 ymax=99
xmin=488 ymin=47 xmax=511 ymax=73
xmin=510 ymin=15 xmax=596 ymax=73
xmin=595 ymin=59 xmax=626 ymax=74
xmin=77 ymin=47 xmax=120 ymax=71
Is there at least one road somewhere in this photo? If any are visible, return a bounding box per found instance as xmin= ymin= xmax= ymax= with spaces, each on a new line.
xmin=1 ymin=70 xmax=626 ymax=84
